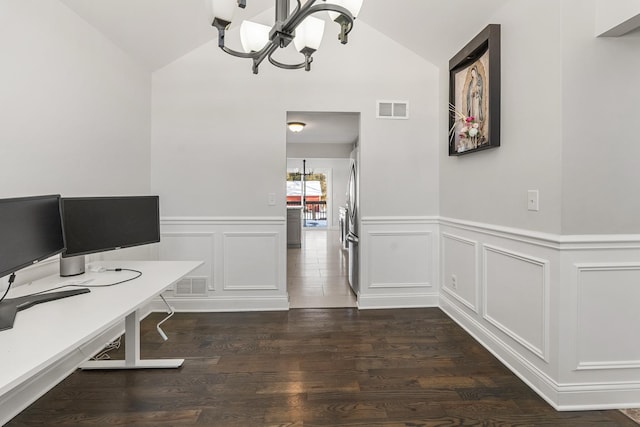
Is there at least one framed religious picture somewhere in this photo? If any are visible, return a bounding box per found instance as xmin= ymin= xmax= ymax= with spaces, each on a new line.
xmin=449 ymin=24 xmax=501 ymax=156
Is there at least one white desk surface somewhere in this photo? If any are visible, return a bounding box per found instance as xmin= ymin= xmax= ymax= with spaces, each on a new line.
xmin=0 ymin=260 xmax=201 ymax=399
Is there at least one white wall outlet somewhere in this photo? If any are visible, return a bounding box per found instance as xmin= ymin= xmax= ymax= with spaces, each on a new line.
xmin=451 ymin=274 xmax=457 ymax=289
xmin=268 ymin=193 xmax=276 ymax=206
xmin=527 ymin=190 xmax=539 ymax=211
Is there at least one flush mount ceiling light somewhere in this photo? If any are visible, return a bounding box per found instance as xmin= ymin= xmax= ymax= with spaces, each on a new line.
xmin=210 ymin=0 xmax=363 ymax=74
xmin=287 ymin=122 xmax=306 ymax=132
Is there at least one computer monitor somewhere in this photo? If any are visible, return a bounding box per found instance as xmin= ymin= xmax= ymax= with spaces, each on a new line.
xmin=60 ymin=196 xmax=160 ymax=276
xmin=0 ymin=195 xmax=89 ymax=332
xmin=0 ymin=195 xmax=65 ymax=279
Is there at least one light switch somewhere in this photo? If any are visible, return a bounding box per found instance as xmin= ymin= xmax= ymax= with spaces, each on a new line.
xmin=528 ymin=190 xmax=539 ymax=211
xmin=268 ymin=193 xmax=276 ymax=206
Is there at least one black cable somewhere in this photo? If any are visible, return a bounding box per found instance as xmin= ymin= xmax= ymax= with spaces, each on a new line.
xmin=27 ymin=268 xmax=143 ymax=297
xmin=0 ymin=273 xmax=16 ymax=303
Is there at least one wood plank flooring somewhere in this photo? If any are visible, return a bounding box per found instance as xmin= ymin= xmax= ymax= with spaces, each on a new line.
xmin=7 ymin=308 xmax=637 ymax=426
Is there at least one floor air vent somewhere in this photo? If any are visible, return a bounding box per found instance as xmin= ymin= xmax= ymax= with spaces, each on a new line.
xmin=377 ymin=100 xmax=409 ymax=119
xmin=174 ymin=277 xmax=208 ymax=297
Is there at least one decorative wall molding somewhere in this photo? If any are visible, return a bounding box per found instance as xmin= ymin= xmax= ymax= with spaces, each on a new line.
xmin=159 ymin=217 xmax=286 ymax=310
xmin=440 ymin=233 xmax=479 ymax=313
xmin=482 ymin=244 xmax=550 ymax=362
xmin=152 ymin=295 xmax=289 ymax=312
xmin=361 ymin=216 xmax=439 ymax=225
xmin=162 ymin=216 xmax=286 ymax=225
xmin=357 ymin=293 xmax=439 ymax=309
xmin=439 ymin=216 xmax=640 ymax=250
xmin=367 ymin=231 xmax=433 ymax=289
xmin=151 ymin=214 xmax=640 ymax=410
xmin=223 ymin=232 xmax=280 ymax=291
xmin=359 ymin=219 xmax=439 ymax=310
xmin=575 ymin=263 xmax=640 ymax=371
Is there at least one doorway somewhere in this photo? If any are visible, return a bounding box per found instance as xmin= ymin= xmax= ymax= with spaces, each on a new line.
xmin=286 ymin=165 xmax=329 ymax=228
xmin=286 ymin=111 xmax=360 ymax=308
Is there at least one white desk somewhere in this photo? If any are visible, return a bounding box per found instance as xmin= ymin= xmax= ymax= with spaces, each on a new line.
xmin=0 ymin=260 xmax=202 ymax=425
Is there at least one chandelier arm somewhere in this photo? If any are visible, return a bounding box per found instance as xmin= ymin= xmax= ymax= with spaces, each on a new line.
xmin=250 ymin=42 xmax=281 ymax=74
xmin=268 ymin=53 xmax=306 ymax=70
xmin=283 ymin=4 xmax=354 ymax=36
xmin=220 ymin=45 xmax=260 ymax=59
xmin=291 ymin=0 xmax=302 ymax=17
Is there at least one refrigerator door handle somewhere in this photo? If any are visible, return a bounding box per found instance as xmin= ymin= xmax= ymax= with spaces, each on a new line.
xmin=346 ymin=232 xmax=359 ymax=244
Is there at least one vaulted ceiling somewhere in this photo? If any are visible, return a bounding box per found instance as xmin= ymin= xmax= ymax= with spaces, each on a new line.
xmin=57 ymin=0 xmax=510 ymax=147
xmin=59 ymin=0 xmax=510 ymax=71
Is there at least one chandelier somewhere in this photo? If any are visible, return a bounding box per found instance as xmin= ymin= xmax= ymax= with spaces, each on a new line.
xmin=210 ymin=0 xmax=363 ymax=74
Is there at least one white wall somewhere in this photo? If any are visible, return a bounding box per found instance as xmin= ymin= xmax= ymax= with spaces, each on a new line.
xmin=561 ymin=0 xmax=640 ymax=234
xmin=151 ymin=21 xmax=439 ymax=218
xmin=595 ymin=0 xmax=640 ymax=36
xmin=439 ymin=0 xmax=564 ymax=234
xmin=439 ymin=0 xmax=640 ymax=410
xmin=0 ymin=0 xmax=151 ymax=199
xmin=287 ymin=142 xmax=353 ymax=159
xmin=0 ymin=0 xmax=151 ymax=287
xmin=151 ymin=20 xmax=439 ymax=310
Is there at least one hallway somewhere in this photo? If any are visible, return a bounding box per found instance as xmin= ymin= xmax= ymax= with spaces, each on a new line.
xmin=287 ymin=229 xmax=357 ymax=308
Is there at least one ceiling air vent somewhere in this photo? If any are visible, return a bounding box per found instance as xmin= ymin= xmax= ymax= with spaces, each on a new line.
xmin=377 ymin=100 xmax=409 ymax=119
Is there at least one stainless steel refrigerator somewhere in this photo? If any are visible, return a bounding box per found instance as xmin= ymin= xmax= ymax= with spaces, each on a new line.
xmin=346 ymin=154 xmax=359 ymax=294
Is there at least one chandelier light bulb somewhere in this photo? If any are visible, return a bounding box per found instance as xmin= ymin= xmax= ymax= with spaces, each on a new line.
xmin=210 ymin=0 xmax=237 ymax=23
xmin=294 ymin=15 xmax=325 ymax=52
xmin=240 ymin=21 xmax=271 ymax=53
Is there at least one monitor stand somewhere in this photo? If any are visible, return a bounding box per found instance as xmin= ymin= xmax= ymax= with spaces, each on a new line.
xmin=60 ymin=255 xmax=85 ymax=277
xmin=0 ymin=288 xmax=91 ymax=331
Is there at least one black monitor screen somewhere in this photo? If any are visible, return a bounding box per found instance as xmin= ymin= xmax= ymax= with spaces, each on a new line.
xmin=61 ymin=196 xmax=160 ymax=258
xmin=0 ymin=195 xmax=65 ymax=279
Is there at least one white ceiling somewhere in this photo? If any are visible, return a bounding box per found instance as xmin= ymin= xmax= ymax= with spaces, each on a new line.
xmin=59 ymin=0 xmax=510 ymax=70
xmin=287 ymin=111 xmax=360 ymax=145
xmin=58 ymin=0 xmax=510 ymax=145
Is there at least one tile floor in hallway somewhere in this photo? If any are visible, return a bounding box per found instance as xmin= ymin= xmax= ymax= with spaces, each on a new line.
xmin=287 ymin=228 xmax=357 ymax=308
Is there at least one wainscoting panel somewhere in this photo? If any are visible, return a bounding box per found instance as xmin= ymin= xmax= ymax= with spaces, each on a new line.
xmin=440 ymin=217 xmax=640 ymax=410
xmin=483 ymin=245 xmax=549 ymax=361
xmin=368 ymin=231 xmax=432 ymax=288
xmin=576 ymin=263 xmax=640 ymax=370
xmin=441 ymin=233 xmax=479 ymax=313
xmin=157 ymin=217 xmax=288 ymax=311
xmin=223 ymin=232 xmax=280 ymax=291
xmin=149 ymin=215 xmax=640 ymax=409
xmin=358 ymin=218 xmax=439 ymax=309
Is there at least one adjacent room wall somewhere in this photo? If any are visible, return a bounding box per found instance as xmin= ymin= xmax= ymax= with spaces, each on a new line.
xmin=0 ymin=0 xmax=151 ymax=200
xmin=561 ymin=0 xmax=640 ymax=235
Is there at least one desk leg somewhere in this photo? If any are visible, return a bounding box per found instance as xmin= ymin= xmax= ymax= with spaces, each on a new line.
xmin=80 ymin=310 xmax=184 ymax=370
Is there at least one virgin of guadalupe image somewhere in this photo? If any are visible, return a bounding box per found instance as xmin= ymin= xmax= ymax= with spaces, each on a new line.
xmin=466 ymin=66 xmax=483 ymax=123
xmin=461 ymin=58 xmax=489 ymax=147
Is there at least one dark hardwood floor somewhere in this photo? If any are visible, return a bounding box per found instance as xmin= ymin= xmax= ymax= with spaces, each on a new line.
xmin=8 ymin=309 xmax=637 ymax=426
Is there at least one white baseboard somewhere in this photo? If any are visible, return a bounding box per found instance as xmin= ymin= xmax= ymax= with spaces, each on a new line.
xmin=152 ymin=295 xmax=289 ymax=312
xmin=358 ymin=293 xmax=439 ymax=309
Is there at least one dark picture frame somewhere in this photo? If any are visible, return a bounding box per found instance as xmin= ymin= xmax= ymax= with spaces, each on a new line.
xmin=449 ymin=24 xmax=501 ymax=156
